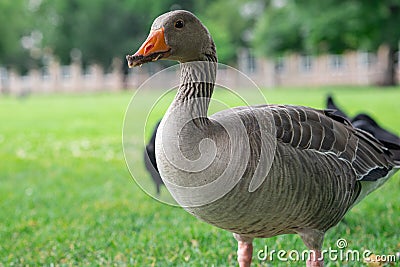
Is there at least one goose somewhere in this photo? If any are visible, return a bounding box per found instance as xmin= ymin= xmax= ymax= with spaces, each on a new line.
xmin=144 ymin=120 xmax=164 ymax=195
xmin=326 ymin=95 xmax=347 ymax=119
xmin=126 ymin=10 xmax=400 ymax=267
xmin=326 ymin=95 xmax=400 ymax=147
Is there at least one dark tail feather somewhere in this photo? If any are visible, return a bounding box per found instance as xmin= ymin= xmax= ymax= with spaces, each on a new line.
xmin=144 ymin=120 xmax=164 ymax=193
xmin=326 ymin=95 xmax=400 ymax=166
xmin=393 ymin=152 xmax=400 ymax=166
xmin=352 ymin=113 xmax=400 ymax=166
xmin=352 ymin=113 xmax=400 ymax=148
xmin=326 ymin=95 xmax=349 ymax=119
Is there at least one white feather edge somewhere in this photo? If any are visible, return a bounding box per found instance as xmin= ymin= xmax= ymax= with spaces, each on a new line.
xmin=352 ymin=168 xmax=399 ymax=208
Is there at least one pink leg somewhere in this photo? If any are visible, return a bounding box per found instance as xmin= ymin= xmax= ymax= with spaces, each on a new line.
xmin=306 ymin=250 xmax=324 ymax=267
xmin=237 ymin=241 xmax=253 ymax=267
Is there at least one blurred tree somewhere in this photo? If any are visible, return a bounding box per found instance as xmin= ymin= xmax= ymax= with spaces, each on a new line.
xmin=1 ymin=0 xmax=399 ymax=82
xmin=0 ymin=0 xmax=257 ymax=70
xmin=200 ymin=0 xmax=261 ymax=64
xmin=43 ymin=0 xmax=148 ymax=67
xmin=254 ymin=0 xmax=400 ymax=85
xmin=0 ymin=0 xmax=35 ymax=72
xmin=253 ymin=2 xmax=303 ymax=57
xmin=41 ymin=0 xmax=216 ymax=67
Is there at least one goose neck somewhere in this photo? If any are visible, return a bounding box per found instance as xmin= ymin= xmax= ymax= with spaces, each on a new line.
xmin=171 ymin=60 xmax=217 ymax=120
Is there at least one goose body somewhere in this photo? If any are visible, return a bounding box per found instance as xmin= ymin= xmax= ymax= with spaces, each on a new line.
xmin=127 ymin=10 xmax=399 ymax=267
xmin=158 ymin=102 xmax=392 ymax=239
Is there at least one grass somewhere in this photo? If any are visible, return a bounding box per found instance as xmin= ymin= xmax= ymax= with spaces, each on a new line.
xmin=0 ymin=86 xmax=399 ymax=266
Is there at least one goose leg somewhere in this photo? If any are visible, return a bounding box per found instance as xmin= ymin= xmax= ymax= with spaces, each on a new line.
xmin=237 ymin=240 xmax=253 ymax=267
xmin=233 ymin=234 xmax=253 ymax=267
xmin=306 ymin=250 xmax=323 ymax=267
xmin=296 ymin=229 xmax=325 ymax=267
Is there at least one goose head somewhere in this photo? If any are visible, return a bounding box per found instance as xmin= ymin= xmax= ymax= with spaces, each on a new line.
xmin=126 ymin=10 xmax=216 ymax=67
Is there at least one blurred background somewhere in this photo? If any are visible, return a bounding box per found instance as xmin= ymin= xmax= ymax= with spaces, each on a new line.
xmin=1 ymin=0 xmax=399 ymax=266
xmin=1 ymin=0 xmax=400 ymax=95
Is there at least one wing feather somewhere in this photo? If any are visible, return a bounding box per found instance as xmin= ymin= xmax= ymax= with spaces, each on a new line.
xmin=269 ymin=105 xmax=394 ymax=181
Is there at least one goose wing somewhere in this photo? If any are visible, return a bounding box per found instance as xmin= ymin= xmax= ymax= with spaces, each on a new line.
xmin=267 ymin=104 xmax=396 ymax=181
xmin=212 ymin=104 xmax=397 ymax=181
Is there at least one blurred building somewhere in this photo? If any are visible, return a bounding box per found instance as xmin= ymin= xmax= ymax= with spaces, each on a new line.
xmin=1 ymin=45 xmax=399 ymax=95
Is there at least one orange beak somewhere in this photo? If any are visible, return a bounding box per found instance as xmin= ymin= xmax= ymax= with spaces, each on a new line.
xmin=126 ymin=27 xmax=171 ymax=68
xmin=134 ymin=27 xmax=170 ymax=57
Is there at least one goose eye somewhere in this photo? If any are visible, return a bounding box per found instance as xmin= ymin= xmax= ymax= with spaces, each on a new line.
xmin=174 ymin=20 xmax=184 ymax=29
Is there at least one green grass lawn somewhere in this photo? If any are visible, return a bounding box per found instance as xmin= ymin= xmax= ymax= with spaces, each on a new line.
xmin=0 ymin=87 xmax=399 ymax=266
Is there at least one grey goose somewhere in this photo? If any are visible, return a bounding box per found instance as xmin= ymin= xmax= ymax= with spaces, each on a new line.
xmin=126 ymin=10 xmax=400 ymax=267
xmin=144 ymin=120 xmax=164 ymax=195
xmin=327 ymin=95 xmax=400 ymax=147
